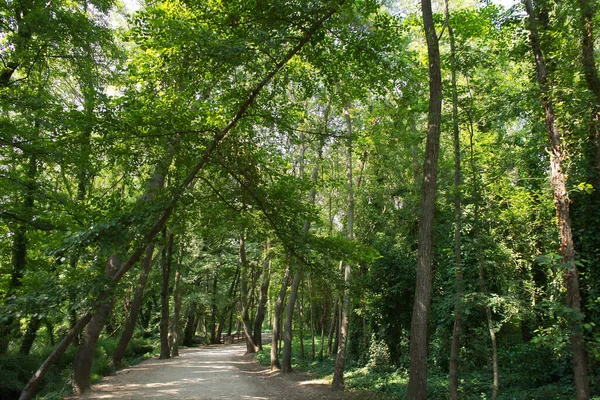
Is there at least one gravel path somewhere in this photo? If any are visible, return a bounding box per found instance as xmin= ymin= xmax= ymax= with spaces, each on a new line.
xmin=67 ymin=339 xmax=373 ymax=400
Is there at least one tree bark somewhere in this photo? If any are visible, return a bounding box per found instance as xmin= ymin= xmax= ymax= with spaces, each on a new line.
xmin=160 ymin=232 xmax=174 ymax=359
xmin=271 ymin=265 xmax=290 ymax=370
xmin=239 ymin=234 xmax=260 ymax=353
xmin=525 ymin=1 xmax=590 ymax=398
xmin=282 ymin=266 xmax=302 ymax=372
xmin=170 ymin=261 xmax=183 ymax=357
xmin=113 ymin=244 xmax=156 ymax=368
xmin=19 ymin=317 xmax=41 ymax=356
xmin=407 ymin=0 xmax=442 ymax=397
xmin=210 ymin=265 xmax=219 ymax=344
xmin=183 ymin=304 xmax=197 ymax=347
xmin=309 ymin=277 xmax=316 ymax=360
xmin=445 ymin=1 xmax=464 ymax=398
xmin=319 ymin=299 xmax=328 ymax=360
xmin=332 ymin=104 xmax=355 ymax=390
xmin=73 ymin=255 xmax=121 ymax=394
xmin=253 ymin=241 xmax=271 ymax=350
xmin=579 ymin=0 xmax=600 ymax=182
xmin=327 ymin=298 xmax=338 ymax=357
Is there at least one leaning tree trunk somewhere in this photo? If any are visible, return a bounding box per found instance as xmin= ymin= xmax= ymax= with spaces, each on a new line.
xmin=19 ymin=6 xmax=346 ymax=398
xmin=73 ymin=256 xmax=121 ymax=393
xmin=160 ymin=232 xmax=174 ymax=359
xmin=332 ymin=104 xmax=355 ymax=390
xmin=113 ymin=244 xmax=157 ymax=368
xmin=525 ymin=1 xmax=590 ymax=398
xmin=407 ymin=0 xmax=442 ymax=397
xmin=253 ymin=241 xmax=271 ymax=350
xmin=445 ymin=0 xmax=464 ymax=397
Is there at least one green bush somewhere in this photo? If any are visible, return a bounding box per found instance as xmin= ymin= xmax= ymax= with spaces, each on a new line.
xmin=367 ymin=334 xmax=393 ymax=372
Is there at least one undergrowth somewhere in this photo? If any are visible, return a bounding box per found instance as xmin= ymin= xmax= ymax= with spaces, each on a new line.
xmin=0 ymin=334 xmax=160 ymax=400
xmin=255 ymin=334 xmax=600 ymax=400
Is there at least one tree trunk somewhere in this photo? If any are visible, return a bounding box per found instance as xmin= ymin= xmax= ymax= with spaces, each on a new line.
xmin=407 ymin=0 xmax=442 ymax=397
xmin=73 ymin=255 xmax=121 ymax=394
xmin=579 ymin=0 xmax=600 ymax=182
xmin=319 ymin=299 xmax=328 ymax=360
xmin=170 ymin=261 xmax=183 ymax=357
xmin=239 ymin=234 xmax=259 ymax=353
xmin=445 ymin=1 xmax=464 ymax=397
xmin=282 ymin=265 xmax=302 ymax=372
xmin=297 ymin=285 xmax=305 ymax=358
xmin=271 ymin=265 xmax=290 ymax=370
xmin=210 ymin=265 xmax=219 ymax=344
xmin=19 ymin=317 xmax=41 ymax=356
xmin=332 ymin=104 xmax=355 ymax=390
xmin=183 ymin=304 xmax=197 ymax=347
xmin=160 ymin=232 xmax=174 ymax=359
xmin=309 ymin=277 xmax=316 ymax=360
xmin=327 ymin=299 xmax=338 ymax=357
xmin=113 ymin=244 xmax=156 ymax=368
xmin=253 ymin=241 xmax=271 ymax=350
xmin=525 ymin=1 xmax=590 ymax=398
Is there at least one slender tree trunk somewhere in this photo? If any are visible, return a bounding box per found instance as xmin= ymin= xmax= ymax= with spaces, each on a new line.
xmin=525 ymin=1 xmax=590 ymax=398
xmin=319 ymin=299 xmax=328 ymax=360
xmin=327 ymin=299 xmax=338 ymax=357
xmin=160 ymin=233 xmax=174 ymax=359
xmin=113 ymin=244 xmax=157 ymax=368
xmin=282 ymin=265 xmax=302 ymax=372
xmin=253 ymin=241 xmax=271 ymax=350
xmin=271 ymin=265 xmax=290 ymax=370
xmin=239 ymin=234 xmax=259 ymax=353
xmin=298 ymin=284 xmax=305 ymax=358
xmin=579 ymin=0 xmax=600 ymax=182
xmin=210 ymin=266 xmax=219 ymax=344
xmin=445 ymin=1 xmax=464 ymax=397
xmin=170 ymin=263 xmax=183 ymax=357
xmin=407 ymin=0 xmax=442 ymax=397
xmin=73 ymin=255 xmax=121 ymax=393
xmin=183 ymin=305 xmax=197 ymax=347
xmin=309 ymin=277 xmax=316 ymax=360
xmin=332 ymin=105 xmax=355 ymax=390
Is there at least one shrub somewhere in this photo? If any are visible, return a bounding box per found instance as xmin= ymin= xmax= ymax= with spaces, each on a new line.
xmin=368 ymin=334 xmax=393 ymax=372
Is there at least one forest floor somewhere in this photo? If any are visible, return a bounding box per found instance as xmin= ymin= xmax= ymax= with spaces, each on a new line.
xmin=66 ymin=336 xmax=376 ymax=399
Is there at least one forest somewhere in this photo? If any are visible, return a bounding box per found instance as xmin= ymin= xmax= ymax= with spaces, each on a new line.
xmin=1 ymin=0 xmax=599 ymax=398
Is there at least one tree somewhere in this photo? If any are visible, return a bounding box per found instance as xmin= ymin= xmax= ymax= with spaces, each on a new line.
xmin=524 ymin=1 xmax=590 ymax=398
xmin=407 ymin=0 xmax=443 ymax=398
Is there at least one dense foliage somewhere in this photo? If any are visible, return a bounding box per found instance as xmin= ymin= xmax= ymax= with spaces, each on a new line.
xmin=1 ymin=0 xmax=599 ymax=398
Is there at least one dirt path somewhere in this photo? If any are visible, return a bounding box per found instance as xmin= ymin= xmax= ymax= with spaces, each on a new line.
xmin=68 ymin=339 xmax=372 ymax=399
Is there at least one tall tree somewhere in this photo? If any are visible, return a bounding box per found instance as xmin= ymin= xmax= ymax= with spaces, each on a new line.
xmin=332 ymin=104 xmax=355 ymax=389
xmin=407 ymin=0 xmax=443 ymax=398
xmin=445 ymin=1 xmax=464 ymax=397
xmin=524 ymin=0 xmax=590 ymax=398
